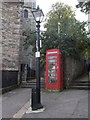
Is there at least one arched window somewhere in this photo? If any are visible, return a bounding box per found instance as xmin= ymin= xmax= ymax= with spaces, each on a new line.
xmin=24 ymin=9 xmax=28 ymax=18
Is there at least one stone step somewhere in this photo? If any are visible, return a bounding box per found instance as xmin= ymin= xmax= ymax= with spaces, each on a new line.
xmin=74 ymin=80 xmax=90 ymax=83
xmin=70 ymin=75 xmax=90 ymax=90
xmin=26 ymin=80 xmax=36 ymax=83
xmin=70 ymin=86 xmax=90 ymax=90
xmin=72 ymin=82 xmax=90 ymax=86
xmin=21 ymin=82 xmax=45 ymax=89
xmin=27 ymin=81 xmax=36 ymax=83
xmin=21 ymin=78 xmax=45 ymax=89
xmin=21 ymin=82 xmax=45 ymax=86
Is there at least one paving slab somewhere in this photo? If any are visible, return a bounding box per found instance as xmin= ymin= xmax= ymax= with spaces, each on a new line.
xmin=2 ymin=88 xmax=31 ymax=118
xmin=23 ymin=90 xmax=89 ymax=118
xmin=2 ymin=87 xmax=89 ymax=119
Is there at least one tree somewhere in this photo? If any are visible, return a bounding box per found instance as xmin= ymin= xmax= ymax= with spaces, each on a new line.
xmin=23 ymin=29 xmax=36 ymax=51
xmin=76 ymin=1 xmax=90 ymax=13
xmin=76 ymin=0 xmax=90 ymax=60
xmin=40 ymin=2 xmax=88 ymax=67
xmin=23 ymin=2 xmax=89 ymax=68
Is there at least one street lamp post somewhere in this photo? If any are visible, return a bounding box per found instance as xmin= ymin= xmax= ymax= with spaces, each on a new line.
xmin=58 ymin=22 xmax=61 ymax=49
xmin=58 ymin=22 xmax=60 ymax=35
xmin=31 ymin=6 xmax=44 ymax=110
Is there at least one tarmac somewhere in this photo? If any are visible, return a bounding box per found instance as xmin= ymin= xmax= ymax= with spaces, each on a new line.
xmin=1 ymin=75 xmax=90 ymax=119
xmin=2 ymin=89 xmax=89 ymax=119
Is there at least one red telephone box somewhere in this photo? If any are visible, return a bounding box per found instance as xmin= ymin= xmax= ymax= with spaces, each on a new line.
xmin=46 ymin=49 xmax=63 ymax=91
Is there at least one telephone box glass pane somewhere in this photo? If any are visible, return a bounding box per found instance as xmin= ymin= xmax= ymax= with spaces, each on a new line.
xmin=48 ymin=56 xmax=57 ymax=59
xmin=48 ymin=56 xmax=57 ymax=84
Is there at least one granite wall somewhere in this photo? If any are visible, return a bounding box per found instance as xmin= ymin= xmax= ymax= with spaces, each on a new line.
xmin=42 ymin=57 xmax=85 ymax=89
xmin=63 ymin=57 xmax=85 ymax=88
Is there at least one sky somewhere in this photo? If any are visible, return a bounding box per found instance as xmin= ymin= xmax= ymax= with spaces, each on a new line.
xmin=36 ymin=0 xmax=88 ymax=30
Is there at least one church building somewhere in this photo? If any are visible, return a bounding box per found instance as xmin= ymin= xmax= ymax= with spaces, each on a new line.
xmin=0 ymin=0 xmax=36 ymax=91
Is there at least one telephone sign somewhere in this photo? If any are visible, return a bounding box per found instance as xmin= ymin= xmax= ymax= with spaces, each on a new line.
xmin=46 ymin=49 xmax=63 ymax=91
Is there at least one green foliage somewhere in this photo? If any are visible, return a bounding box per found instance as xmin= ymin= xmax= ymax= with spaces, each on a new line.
xmin=23 ymin=29 xmax=36 ymax=51
xmin=76 ymin=1 xmax=90 ymax=13
xmin=40 ymin=2 xmax=89 ymax=67
xmin=22 ymin=2 xmax=89 ymax=68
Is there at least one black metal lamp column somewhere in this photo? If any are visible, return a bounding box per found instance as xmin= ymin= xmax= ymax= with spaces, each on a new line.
xmin=31 ymin=6 xmax=44 ymax=110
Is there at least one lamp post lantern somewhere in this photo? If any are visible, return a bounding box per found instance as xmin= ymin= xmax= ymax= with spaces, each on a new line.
xmin=31 ymin=6 xmax=44 ymax=110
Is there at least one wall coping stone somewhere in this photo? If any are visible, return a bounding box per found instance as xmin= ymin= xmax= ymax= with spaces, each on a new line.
xmin=2 ymin=0 xmax=24 ymax=4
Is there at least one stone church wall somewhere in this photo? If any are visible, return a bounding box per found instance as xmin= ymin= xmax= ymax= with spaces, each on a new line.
xmin=19 ymin=2 xmax=36 ymax=82
xmin=1 ymin=1 xmax=24 ymax=88
xmin=0 ymin=0 xmax=36 ymax=90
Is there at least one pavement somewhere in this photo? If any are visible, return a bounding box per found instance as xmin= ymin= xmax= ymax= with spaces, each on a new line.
xmin=2 ymin=88 xmax=31 ymax=118
xmin=2 ymin=75 xmax=90 ymax=119
xmin=24 ymin=89 xmax=89 ymax=118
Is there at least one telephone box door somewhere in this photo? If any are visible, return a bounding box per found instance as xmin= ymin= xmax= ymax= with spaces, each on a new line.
xmin=46 ymin=49 xmax=63 ymax=90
